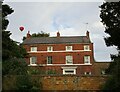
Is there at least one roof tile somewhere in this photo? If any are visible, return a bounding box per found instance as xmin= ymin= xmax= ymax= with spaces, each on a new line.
xmin=22 ymin=36 xmax=91 ymax=45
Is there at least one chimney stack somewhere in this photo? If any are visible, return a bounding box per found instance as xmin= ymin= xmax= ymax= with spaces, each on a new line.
xmin=86 ymin=31 xmax=89 ymax=38
xmin=57 ymin=31 xmax=60 ymax=38
xmin=27 ymin=31 xmax=31 ymax=38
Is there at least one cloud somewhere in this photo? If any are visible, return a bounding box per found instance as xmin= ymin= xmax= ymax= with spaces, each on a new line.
xmin=4 ymin=2 xmax=117 ymax=61
xmin=4 ymin=0 xmax=104 ymax=2
xmin=50 ymin=25 xmax=82 ymax=36
xmin=92 ymin=21 xmax=104 ymax=29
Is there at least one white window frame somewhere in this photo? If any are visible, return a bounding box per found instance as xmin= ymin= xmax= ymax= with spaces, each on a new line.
xmin=84 ymin=45 xmax=90 ymax=51
xmin=30 ymin=56 xmax=37 ymax=65
xmin=31 ymin=47 xmax=37 ymax=52
xmin=64 ymin=69 xmax=75 ymax=74
xmin=47 ymin=46 xmax=53 ymax=52
xmin=47 ymin=56 xmax=52 ymax=65
xmin=66 ymin=55 xmax=73 ymax=64
xmin=62 ymin=67 xmax=77 ymax=75
xmin=84 ymin=56 xmax=90 ymax=64
xmin=84 ymin=72 xmax=91 ymax=75
xmin=66 ymin=46 xmax=72 ymax=51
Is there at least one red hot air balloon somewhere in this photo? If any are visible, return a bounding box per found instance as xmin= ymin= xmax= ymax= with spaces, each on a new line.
xmin=19 ymin=26 xmax=24 ymax=31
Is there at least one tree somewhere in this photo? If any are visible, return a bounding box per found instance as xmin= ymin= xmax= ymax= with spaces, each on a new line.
xmin=100 ymin=1 xmax=120 ymax=90
xmin=2 ymin=4 xmax=41 ymax=91
xmin=2 ymin=31 xmax=27 ymax=61
xmin=22 ymin=31 xmax=50 ymax=41
xmin=2 ymin=4 xmax=14 ymax=30
xmin=100 ymin=2 xmax=120 ymax=50
xmin=2 ymin=4 xmax=27 ymax=75
xmin=16 ymin=75 xmax=33 ymax=90
xmin=2 ymin=4 xmax=14 ymax=60
xmin=2 ymin=58 xmax=28 ymax=75
xmin=2 ymin=4 xmax=27 ymax=61
xmin=2 ymin=4 xmax=27 ymax=60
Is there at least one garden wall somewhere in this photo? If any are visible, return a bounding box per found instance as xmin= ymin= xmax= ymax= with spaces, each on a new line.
xmin=2 ymin=75 xmax=108 ymax=91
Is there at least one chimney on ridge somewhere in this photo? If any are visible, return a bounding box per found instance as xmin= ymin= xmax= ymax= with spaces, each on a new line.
xmin=27 ymin=31 xmax=31 ymax=38
xmin=57 ymin=31 xmax=60 ymax=38
xmin=86 ymin=31 xmax=89 ymax=38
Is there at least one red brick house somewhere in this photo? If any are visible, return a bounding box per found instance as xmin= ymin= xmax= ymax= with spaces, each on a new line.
xmin=23 ymin=31 xmax=96 ymax=75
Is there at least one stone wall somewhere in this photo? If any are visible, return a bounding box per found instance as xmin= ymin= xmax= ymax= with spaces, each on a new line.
xmin=3 ymin=75 xmax=108 ymax=91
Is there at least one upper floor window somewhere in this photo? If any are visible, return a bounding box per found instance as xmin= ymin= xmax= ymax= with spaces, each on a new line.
xmin=66 ymin=55 xmax=73 ymax=64
xmin=31 ymin=47 xmax=37 ymax=52
xmin=84 ymin=56 xmax=90 ymax=64
xmin=47 ymin=56 xmax=52 ymax=64
xmin=47 ymin=46 xmax=53 ymax=51
xmin=66 ymin=46 xmax=72 ymax=51
xmin=30 ymin=56 xmax=37 ymax=65
xmin=84 ymin=45 xmax=90 ymax=51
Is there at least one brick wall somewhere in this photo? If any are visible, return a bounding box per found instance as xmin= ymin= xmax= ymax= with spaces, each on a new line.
xmin=24 ymin=43 xmax=95 ymax=75
xmin=41 ymin=75 xmax=107 ymax=90
xmin=24 ymin=43 xmax=94 ymax=65
xmin=3 ymin=75 xmax=108 ymax=90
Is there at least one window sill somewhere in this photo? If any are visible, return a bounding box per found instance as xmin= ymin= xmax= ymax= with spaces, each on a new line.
xmin=84 ymin=63 xmax=91 ymax=65
xmin=30 ymin=51 xmax=37 ymax=52
xmin=84 ymin=50 xmax=91 ymax=51
xmin=66 ymin=50 xmax=73 ymax=51
xmin=28 ymin=64 xmax=37 ymax=66
xmin=47 ymin=51 xmax=53 ymax=52
xmin=47 ymin=64 xmax=53 ymax=65
xmin=66 ymin=63 xmax=73 ymax=65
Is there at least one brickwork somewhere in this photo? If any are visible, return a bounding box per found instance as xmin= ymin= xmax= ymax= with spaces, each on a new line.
xmin=24 ymin=43 xmax=94 ymax=64
xmin=3 ymin=75 xmax=108 ymax=90
xmin=93 ymin=62 xmax=110 ymax=76
xmin=24 ymin=43 xmax=94 ymax=75
xmin=23 ymin=32 xmax=96 ymax=75
xmin=41 ymin=76 xmax=107 ymax=90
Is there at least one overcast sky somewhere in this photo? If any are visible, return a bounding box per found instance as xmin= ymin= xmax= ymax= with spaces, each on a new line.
xmin=3 ymin=0 xmax=118 ymax=61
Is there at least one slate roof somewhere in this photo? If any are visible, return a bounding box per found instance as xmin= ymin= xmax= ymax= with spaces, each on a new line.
xmin=22 ymin=36 xmax=91 ymax=45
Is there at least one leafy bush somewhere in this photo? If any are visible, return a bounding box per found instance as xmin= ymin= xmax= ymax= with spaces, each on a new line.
xmin=16 ymin=75 xmax=33 ymax=90
xmin=2 ymin=58 xmax=28 ymax=75
xmin=47 ymin=70 xmax=56 ymax=75
xmin=16 ymin=75 xmax=42 ymax=91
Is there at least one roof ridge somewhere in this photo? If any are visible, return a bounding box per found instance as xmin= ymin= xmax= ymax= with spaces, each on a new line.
xmin=22 ymin=36 xmax=91 ymax=44
xmin=31 ymin=36 xmax=86 ymax=38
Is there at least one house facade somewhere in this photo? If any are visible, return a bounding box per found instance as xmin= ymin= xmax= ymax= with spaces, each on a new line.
xmin=23 ymin=31 xmax=96 ymax=75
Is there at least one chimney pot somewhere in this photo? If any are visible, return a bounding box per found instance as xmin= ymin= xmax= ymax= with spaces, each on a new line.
xmin=57 ymin=31 xmax=60 ymax=37
xmin=86 ymin=31 xmax=89 ymax=38
xmin=27 ymin=31 xmax=31 ymax=38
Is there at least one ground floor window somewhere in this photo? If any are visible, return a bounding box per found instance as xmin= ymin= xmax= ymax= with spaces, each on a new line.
xmin=64 ymin=70 xmax=75 ymax=74
xmin=61 ymin=67 xmax=77 ymax=75
xmin=47 ymin=56 xmax=52 ymax=64
xmin=84 ymin=72 xmax=91 ymax=75
xmin=30 ymin=56 xmax=37 ymax=65
xmin=101 ymin=70 xmax=106 ymax=75
xmin=84 ymin=56 xmax=90 ymax=64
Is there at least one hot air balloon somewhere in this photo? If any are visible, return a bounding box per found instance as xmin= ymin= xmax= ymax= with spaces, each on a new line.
xmin=19 ymin=26 xmax=24 ymax=31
